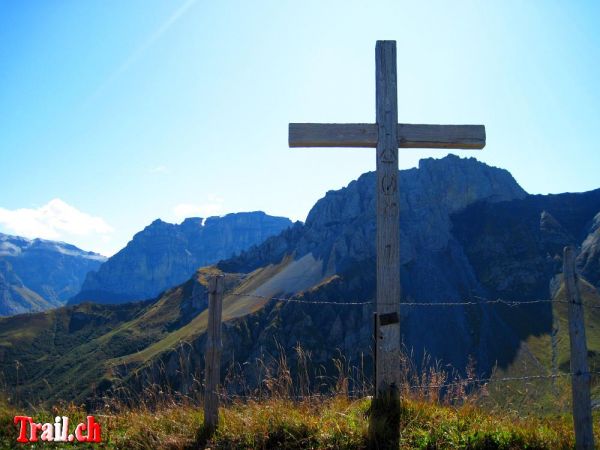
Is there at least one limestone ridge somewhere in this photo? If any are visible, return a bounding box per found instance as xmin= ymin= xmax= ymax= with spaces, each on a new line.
xmin=220 ymin=154 xmax=527 ymax=276
xmin=0 ymin=233 xmax=106 ymax=315
xmin=71 ymin=212 xmax=293 ymax=304
xmin=218 ymin=155 xmax=600 ymax=374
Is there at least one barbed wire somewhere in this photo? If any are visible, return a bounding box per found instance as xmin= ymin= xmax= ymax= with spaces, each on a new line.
xmin=212 ymin=284 xmax=600 ymax=408
xmin=228 ymin=292 xmax=373 ymax=305
xmin=213 ymin=371 xmax=600 ymax=401
xmin=227 ymin=291 xmax=600 ymax=309
xmin=400 ymin=298 xmax=600 ymax=308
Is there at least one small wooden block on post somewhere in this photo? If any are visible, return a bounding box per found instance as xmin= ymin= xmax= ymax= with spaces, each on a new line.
xmin=564 ymin=246 xmax=595 ymax=450
xmin=204 ymin=275 xmax=224 ymax=433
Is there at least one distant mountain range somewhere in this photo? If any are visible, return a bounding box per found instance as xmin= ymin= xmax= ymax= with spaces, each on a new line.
xmin=1 ymin=212 xmax=293 ymax=316
xmin=0 ymin=234 xmax=105 ymax=316
xmin=69 ymin=212 xmax=293 ymax=304
xmin=1 ymin=155 xmax=599 ymax=406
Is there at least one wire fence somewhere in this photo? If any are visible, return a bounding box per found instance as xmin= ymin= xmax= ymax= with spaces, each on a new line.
xmin=205 ymin=255 xmax=598 ymax=443
xmin=228 ymin=291 xmax=600 ymax=308
xmin=217 ymin=283 xmax=599 ymax=405
xmin=214 ymin=371 xmax=600 ymax=403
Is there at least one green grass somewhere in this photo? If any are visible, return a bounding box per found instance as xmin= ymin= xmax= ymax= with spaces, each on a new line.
xmin=0 ymin=394 xmax=593 ymax=449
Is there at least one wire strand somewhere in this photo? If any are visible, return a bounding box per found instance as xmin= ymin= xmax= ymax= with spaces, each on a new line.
xmin=228 ymin=292 xmax=373 ymax=305
xmin=212 ymin=371 xmax=600 ymax=401
xmin=227 ymin=292 xmax=600 ymax=309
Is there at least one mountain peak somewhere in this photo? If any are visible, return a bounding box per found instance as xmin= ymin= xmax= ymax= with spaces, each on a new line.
xmin=71 ymin=212 xmax=293 ymax=304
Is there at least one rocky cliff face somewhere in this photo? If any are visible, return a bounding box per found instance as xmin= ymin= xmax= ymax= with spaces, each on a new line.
xmin=452 ymin=191 xmax=600 ymax=300
xmin=217 ymin=156 xmax=600 ymax=376
xmin=217 ymin=155 xmax=532 ymax=372
xmin=71 ymin=212 xmax=293 ymax=304
xmin=222 ymin=155 xmax=526 ymax=275
xmin=0 ymin=234 xmax=106 ymax=315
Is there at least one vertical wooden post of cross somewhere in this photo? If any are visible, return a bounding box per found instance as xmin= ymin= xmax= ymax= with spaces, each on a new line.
xmin=204 ymin=275 xmax=224 ymax=434
xmin=564 ymin=246 xmax=595 ymax=450
xmin=374 ymin=40 xmax=402 ymax=399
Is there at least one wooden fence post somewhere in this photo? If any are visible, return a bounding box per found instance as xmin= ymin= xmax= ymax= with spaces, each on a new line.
xmin=564 ymin=246 xmax=595 ymax=450
xmin=204 ymin=275 xmax=224 ymax=433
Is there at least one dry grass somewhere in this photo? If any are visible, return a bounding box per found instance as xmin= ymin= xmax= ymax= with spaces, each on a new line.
xmin=0 ymin=345 xmax=595 ymax=450
xmin=0 ymin=392 xmax=589 ymax=449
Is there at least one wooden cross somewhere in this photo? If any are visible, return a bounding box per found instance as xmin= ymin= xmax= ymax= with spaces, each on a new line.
xmin=288 ymin=40 xmax=485 ymax=398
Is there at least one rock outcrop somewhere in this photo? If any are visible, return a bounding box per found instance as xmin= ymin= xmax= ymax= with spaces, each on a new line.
xmin=218 ymin=155 xmax=600 ymax=375
xmin=71 ymin=212 xmax=293 ymax=304
xmin=221 ymin=155 xmax=527 ymax=275
xmin=217 ymin=155 xmax=532 ymax=372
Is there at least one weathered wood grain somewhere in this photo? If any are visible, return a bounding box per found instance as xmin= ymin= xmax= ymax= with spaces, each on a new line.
xmin=204 ymin=275 xmax=224 ymax=433
xmin=564 ymin=246 xmax=595 ymax=450
xmin=375 ymin=40 xmax=402 ymax=398
xmin=289 ymin=123 xmax=376 ymax=148
xmin=398 ymin=124 xmax=485 ymax=149
xmin=289 ymin=123 xmax=485 ymax=149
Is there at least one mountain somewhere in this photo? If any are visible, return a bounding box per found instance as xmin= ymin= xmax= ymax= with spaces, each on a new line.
xmin=0 ymin=233 xmax=106 ymax=316
xmin=217 ymin=154 xmax=534 ymax=373
xmin=70 ymin=212 xmax=293 ymax=304
xmin=2 ymin=155 xmax=600 ymax=407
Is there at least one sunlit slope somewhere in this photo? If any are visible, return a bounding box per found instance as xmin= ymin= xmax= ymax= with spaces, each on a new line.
xmin=114 ymin=253 xmax=331 ymax=366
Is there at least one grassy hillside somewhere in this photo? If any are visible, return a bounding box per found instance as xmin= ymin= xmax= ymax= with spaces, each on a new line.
xmin=0 ymin=261 xmax=304 ymax=406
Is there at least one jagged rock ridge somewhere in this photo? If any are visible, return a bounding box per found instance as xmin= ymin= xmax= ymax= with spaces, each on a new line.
xmin=219 ymin=155 xmax=600 ymax=373
xmin=71 ymin=211 xmax=293 ymax=304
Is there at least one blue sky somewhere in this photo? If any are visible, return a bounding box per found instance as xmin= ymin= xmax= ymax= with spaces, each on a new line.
xmin=1 ymin=1 xmax=599 ymax=256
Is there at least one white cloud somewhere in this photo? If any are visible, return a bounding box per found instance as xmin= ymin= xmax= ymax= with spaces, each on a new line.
xmin=0 ymin=199 xmax=114 ymax=243
xmin=172 ymin=195 xmax=225 ymax=222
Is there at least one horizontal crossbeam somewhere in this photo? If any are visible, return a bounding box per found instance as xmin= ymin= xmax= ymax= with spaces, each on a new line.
xmin=289 ymin=123 xmax=485 ymax=149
